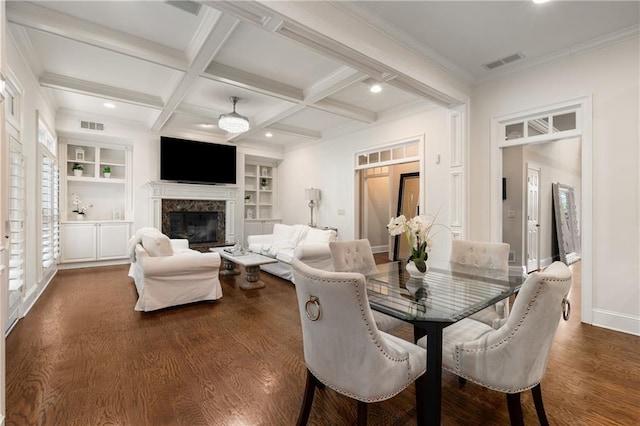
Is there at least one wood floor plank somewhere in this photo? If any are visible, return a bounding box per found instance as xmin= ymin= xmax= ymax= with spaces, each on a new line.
xmin=6 ymin=262 xmax=640 ymax=425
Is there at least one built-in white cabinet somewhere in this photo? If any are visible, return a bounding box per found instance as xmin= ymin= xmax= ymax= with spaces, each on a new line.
xmin=60 ymin=222 xmax=130 ymax=263
xmin=59 ymin=138 xmax=133 ymax=267
xmin=244 ymin=219 xmax=282 ymax=245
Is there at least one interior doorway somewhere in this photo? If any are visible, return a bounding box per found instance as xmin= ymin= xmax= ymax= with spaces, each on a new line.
xmin=501 ymin=138 xmax=582 ymax=276
xmin=357 ymin=161 xmax=420 ymax=256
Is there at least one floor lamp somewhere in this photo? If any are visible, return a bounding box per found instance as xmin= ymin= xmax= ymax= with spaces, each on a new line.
xmin=305 ymin=188 xmax=321 ymax=228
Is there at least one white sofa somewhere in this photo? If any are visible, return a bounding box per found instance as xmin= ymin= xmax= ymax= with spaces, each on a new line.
xmin=128 ymin=228 xmax=222 ymax=312
xmin=247 ymin=224 xmax=338 ymax=282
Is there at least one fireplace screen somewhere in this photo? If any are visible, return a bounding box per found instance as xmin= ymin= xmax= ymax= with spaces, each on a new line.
xmin=168 ymin=212 xmax=218 ymax=244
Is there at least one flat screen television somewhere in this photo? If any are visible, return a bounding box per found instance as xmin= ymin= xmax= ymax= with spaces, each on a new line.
xmin=160 ymin=136 xmax=236 ymax=185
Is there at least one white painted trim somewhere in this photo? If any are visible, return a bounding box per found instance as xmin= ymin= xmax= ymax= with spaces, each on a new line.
xmin=592 ymin=309 xmax=640 ymax=337
xmin=371 ymin=245 xmax=388 ymax=254
xmin=57 ymin=258 xmax=130 ymax=270
xmin=491 ymin=95 xmax=593 ymax=325
xmin=21 ymin=269 xmax=57 ymax=318
xmin=509 ymin=265 xmax=527 ymax=278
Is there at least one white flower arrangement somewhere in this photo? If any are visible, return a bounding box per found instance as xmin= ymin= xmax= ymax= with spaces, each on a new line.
xmin=387 ymin=213 xmax=447 ymax=273
xmin=72 ymin=193 xmax=93 ymax=216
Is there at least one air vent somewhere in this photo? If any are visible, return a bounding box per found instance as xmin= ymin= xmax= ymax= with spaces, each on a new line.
xmin=80 ymin=121 xmax=104 ymax=131
xmin=483 ymin=52 xmax=525 ymax=70
xmin=165 ymin=0 xmax=202 ymax=16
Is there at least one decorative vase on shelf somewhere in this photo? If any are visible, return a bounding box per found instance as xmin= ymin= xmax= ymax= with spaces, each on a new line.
xmin=73 ymin=170 xmax=83 ymax=177
xmin=104 ymin=172 xmax=111 ymax=178
xmin=76 ymin=213 xmax=85 ymax=221
xmin=406 ymin=260 xmax=428 ymax=279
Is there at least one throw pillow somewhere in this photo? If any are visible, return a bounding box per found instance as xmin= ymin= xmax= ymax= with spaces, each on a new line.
xmin=142 ymin=233 xmax=174 ymax=257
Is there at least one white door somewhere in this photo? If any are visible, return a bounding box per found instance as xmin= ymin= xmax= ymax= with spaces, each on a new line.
xmin=526 ymin=166 xmax=541 ymax=272
xmin=97 ymin=223 xmax=130 ymax=259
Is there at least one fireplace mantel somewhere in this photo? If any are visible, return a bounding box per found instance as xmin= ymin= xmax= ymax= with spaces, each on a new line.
xmin=147 ymin=181 xmax=238 ymax=244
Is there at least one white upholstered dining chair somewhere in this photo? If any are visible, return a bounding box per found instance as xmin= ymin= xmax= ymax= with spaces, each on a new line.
xmin=419 ymin=261 xmax=572 ymax=425
xmin=329 ymin=239 xmax=405 ymax=332
xmin=450 ymin=240 xmax=511 ymax=326
xmin=291 ymin=259 xmax=426 ymax=425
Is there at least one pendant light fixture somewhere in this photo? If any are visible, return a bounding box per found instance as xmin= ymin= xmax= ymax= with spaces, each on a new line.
xmin=218 ymin=96 xmax=250 ymax=133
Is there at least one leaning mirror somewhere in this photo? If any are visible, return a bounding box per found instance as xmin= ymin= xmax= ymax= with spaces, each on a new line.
xmin=552 ymin=183 xmax=581 ymax=265
xmin=393 ymin=172 xmax=420 ymax=261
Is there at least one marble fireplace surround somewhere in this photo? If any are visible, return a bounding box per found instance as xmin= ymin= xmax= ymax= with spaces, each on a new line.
xmin=148 ymin=182 xmax=237 ymax=251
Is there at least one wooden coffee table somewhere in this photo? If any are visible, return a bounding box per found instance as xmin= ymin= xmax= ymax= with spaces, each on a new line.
xmin=210 ymin=247 xmax=278 ymax=290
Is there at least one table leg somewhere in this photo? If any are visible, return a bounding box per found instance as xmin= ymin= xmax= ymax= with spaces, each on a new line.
xmin=240 ymin=265 xmax=266 ymax=290
xmin=220 ymin=258 xmax=240 ymax=276
xmin=415 ymin=323 xmax=444 ymax=426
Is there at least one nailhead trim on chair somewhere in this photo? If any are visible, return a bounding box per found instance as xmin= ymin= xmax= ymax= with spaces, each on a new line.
xmin=293 ymin=265 xmax=420 ymax=402
xmin=450 ymin=276 xmax=571 ymax=393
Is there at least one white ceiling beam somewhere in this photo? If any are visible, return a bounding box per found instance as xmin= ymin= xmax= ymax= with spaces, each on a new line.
xmin=267 ymin=123 xmax=321 ymax=139
xmin=151 ymin=14 xmax=240 ymax=132
xmin=175 ymin=103 xmax=224 ymax=124
xmin=312 ymin=98 xmax=376 ymax=124
xmin=304 ymin=67 xmax=369 ymax=103
xmin=201 ymin=1 xmax=275 ymax=28
xmin=6 ymin=2 xmax=188 ymax=71
xmin=203 ymin=62 xmax=304 ymax=102
xmin=40 ymin=72 xmax=165 ymax=109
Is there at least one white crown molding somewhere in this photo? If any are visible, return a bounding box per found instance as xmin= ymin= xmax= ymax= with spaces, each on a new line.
xmin=333 ymin=2 xmax=476 ymax=84
xmin=7 ymin=25 xmax=59 ymax=112
xmin=6 ymin=1 xmax=188 ymax=71
xmin=8 ymin=24 xmax=43 ymax=79
xmin=40 ymin=72 xmax=165 ymax=109
xmin=477 ymin=24 xmax=640 ymax=84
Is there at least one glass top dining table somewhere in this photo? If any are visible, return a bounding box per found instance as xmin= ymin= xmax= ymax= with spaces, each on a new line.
xmin=365 ymin=261 xmax=525 ymax=426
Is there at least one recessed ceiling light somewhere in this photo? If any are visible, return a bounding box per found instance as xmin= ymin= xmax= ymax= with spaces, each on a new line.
xmin=265 ymin=132 xmax=273 ymax=138
xmin=532 ymin=0 xmax=550 ymax=4
xmin=370 ymin=84 xmax=382 ymax=94
xmin=103 ymin=102 xmax=116 ymax=109
xmin=198 ymin=123 xmax=215 ymax=128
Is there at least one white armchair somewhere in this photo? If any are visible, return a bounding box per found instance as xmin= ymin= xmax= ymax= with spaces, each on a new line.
xmin=291 ymin=259 xmax=426 ymax=425
xmin=128 ymin=229 xmax=222 ymax=312
xmin=329 ymin=239 xmax=405 ymax=333
xmin=419 ymin=261 xmax=572 ymax=425
xmin=450 ymin=240 xmax=511 ymax=326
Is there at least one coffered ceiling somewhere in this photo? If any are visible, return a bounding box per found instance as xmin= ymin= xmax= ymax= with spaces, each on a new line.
xmin=6 ymin=1 xmax=639 ymax=150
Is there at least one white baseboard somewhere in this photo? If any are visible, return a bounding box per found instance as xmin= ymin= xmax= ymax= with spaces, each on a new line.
xmin=58 ymin=258 xmax=130 ymax=270
xmin=509 ymin=265 xmax=527 ymax=277
xmin=540 ymin=256 xmax=554 ymax=269
xmin=592 ymin=308 xmax=640 ymax=336
xmin=371 ymin=245 xmax=388 ymax=254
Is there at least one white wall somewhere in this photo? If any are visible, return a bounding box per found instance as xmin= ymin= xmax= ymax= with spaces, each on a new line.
xmin=471 ymin=37 xmax=640 ymax=335
xmin=6 ymin=32 xmax=56 ymax=302
xmin=277 ymin=106 xmax=453 ymax=263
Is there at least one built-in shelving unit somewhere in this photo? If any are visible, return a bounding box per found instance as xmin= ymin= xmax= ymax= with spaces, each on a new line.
xmin=244 ymin=160 xmax=281 ymax=245
xmin=59 ymin=138 xmax=133 ymax=267
xmin=244 ymin=163 xmax=276 ymax=220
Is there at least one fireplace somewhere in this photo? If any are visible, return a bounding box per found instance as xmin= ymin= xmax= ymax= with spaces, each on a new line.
xmin=168 ymin=211 xmax=218 ymax=243
xmin=161 ymin=199 xmax=227 ymax=251
xmin=148 ymin=181 xmax=238 ymax=250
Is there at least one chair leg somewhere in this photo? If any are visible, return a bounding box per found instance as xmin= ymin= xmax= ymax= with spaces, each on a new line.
xmin=506 ymin=392 xmax=525 ymax=426
xmin=357 ymin=400 xmax=368 ymax=426
xmin=531 ymin=384 xmax=550 ymax=426
xmin=296 ymin=369 xmax=317 ymax=426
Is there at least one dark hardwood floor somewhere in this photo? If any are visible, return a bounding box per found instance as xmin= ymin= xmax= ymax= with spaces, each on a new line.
xmin=6 ymin=261 xmax=640 ymax=425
